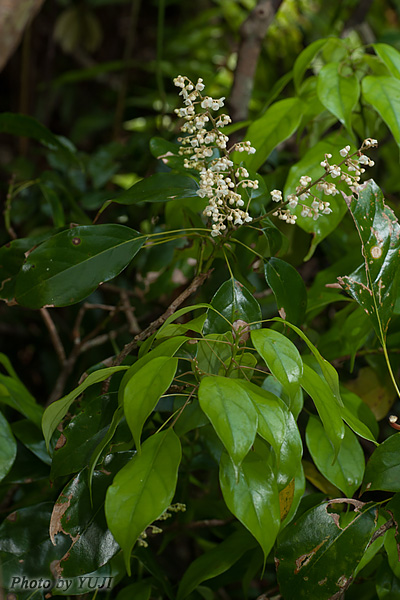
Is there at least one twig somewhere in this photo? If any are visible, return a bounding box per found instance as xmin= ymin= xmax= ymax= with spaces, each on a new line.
xmin=111 ymin=270 xmax=212 ymax=368
xmin=120 ymin=290 xmax=140 ymax=334
xmin=40 ymin=308 xmax=66 ymax=364
xmin=229 ymin=0 xmax=284 ymax=123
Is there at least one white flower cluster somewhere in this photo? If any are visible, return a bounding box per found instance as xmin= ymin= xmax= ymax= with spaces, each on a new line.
xmin=269 ymin=139 xmax=378 ymax=223
xmin=173 ymin=75 xmax=258 ymax=237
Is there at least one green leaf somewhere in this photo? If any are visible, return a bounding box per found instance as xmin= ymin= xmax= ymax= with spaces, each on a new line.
xmin=124 ymin=356 xmax=178 ymax=451
xmin=306 ymin=416 xmax=364 ymax=497
xmin=0 ymin=502 xmax=72 ymax=586
xmin=114 ymin=173 xmax=198 ymax=205
xmin=176 ymin=529 xmax=257 ymax=600
xmin=0 ymin=410 xmax=17 ymax=481
xmin=374 ymin=43 xmax=400 ymax=79
xmin=293 ymin=38 xmax=328 ymax=91
xmin=0 ymin=373 xmax=43 ymax=428
xmin=15 ymin=224 xmax=145 ymax=308
xmin=105 ymin=429 xmax=181 ymax=574
xmin=237 ymin=380 xmax=303 ymax=490
xmin=42 ymin=365 xmax=128 ymax=450
xmin=50 ymin=392 xmax=118 ymax=479
xmin=244 ymin=98 xmax=304 ymax=172
xmin=219 ymin=448 xmax=280 ymax=562
xmin=87 ymin=404 xmax=124 ymax=501
xmin=203 ymin=278 xmax=261 ymax=335
xmin=276 ymin=500 xmax=378 ymax=600
xmin=50 ymin=452 xmax=133 ymax=578
xmin=362 ymin=76 xmax=400 ymax=147
xmin=376 ymin=559 xmax=400 ymax=599
xmin=12 ymin=419 xmax=51 ymax=465
xmin=39 ymin=183 xmax=65 ymax=228
xmin=362 ymin=433 xmax=400 ymax=493
xmin=198 ymin=376 xmax=258 ymax=468
xmin=118 ymin=336 xmax=187 ymax=404
xmin=300 ymin=363 xmax=345 ymax=458
xmin=271 ymin=318 xmax=343 ymax=405
xmin=196 ymin=333 xmax=233 ymax=376
xmin=0 ymin=113 xmax=78 ymax=163
xmin=338 ymin=180 xmax=400 ymax=346
xmin=251 ymin=328 xmax=303 ymax=407
xmin=340 ymin=388 xmax=378 ymax=445
xmin=264 ymin=258 xmax=307 ymax=325
xmin=316 ymin=62 xmax=360 ymax=134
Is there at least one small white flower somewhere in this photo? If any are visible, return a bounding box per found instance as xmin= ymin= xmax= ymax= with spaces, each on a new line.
xmin=339 ymin=145 xmax=351 ymax=157
xmin=271 ymin=189 xmax=282 ymax=202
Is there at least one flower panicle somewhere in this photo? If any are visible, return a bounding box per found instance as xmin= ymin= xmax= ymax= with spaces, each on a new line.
xmin=270 ymin=139 xmax=378 ymax=224
xmin=173 ymin=75 xmax=257 ymax=237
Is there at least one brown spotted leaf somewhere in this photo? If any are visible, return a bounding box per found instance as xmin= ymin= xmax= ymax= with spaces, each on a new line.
xmin=338 ymin=180 xmax=400 ymax=345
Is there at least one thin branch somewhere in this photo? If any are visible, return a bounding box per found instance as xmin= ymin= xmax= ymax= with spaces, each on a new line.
xmin=111 ymin=270 xmax=213 ymax=368
xmin=40 ymin=308 xmax=66 ymax=364
xmin=120 ymin=290 xmax=140 ymax=334
xmin=229 ymin=0 xmax=284 ymax=123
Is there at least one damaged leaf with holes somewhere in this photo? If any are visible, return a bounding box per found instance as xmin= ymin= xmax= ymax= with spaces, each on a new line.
xmin=276 ymin=500 xmax=380 ymax=600
xmin=338 ymin=180 xmax=400 ymax=345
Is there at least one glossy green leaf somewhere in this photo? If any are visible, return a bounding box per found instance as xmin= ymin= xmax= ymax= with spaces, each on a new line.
xmin=114 ymin=173 xmax=198 ymax=204
xmin=50 ymin=392 xmax=118 ymax=479
xmin=284 ymin=134 xmax=352 ymax=259
xmin=0 ymin=233 xmax=56 ymax=302
xmin=376 ymin=559 xmax=400 ymax=599
xmin=340 ymin=388 xmax=378 ymax=445
xmin=317 ymin=62 xmax=360 ymax=133
xmin=0 ymin=113 xmax=78 ymax=162
xmin=384 ymin=528 xmax=400 ymax=579
xmin=293 ymin=38 xmax=328 ymax=91
xmin=244 ymin=98 xmax=304 ymax=171
xmin=362 ymin=433 xmax=400 ymax=493
xmin=362 ymin=76 xmax=400 ymax=146
xmin=219 ymin=449 xmax=280 ymax=562
xmin=176 ymin=529 xmax=256 ymax=600
xmin=0 ymin=410 xmax=17 ymax=481
xmin=0 ymin=373 xmax=43 ymax=428
xmin=237 ymin=380 xmax=303 ymax=490
xmin=264 ymin=258 xmax=307 ymax=325
xmin=300 ymin=363 xmax=345 ymax=457
xmin=251 ymin=328 xmax=303 ymax=406
xmin=0 ymin=502 xmax=71 ymax=586
xmin=39 ymin=183 xmax=65 ymax=227
xmin=338 ymin=180 xmax=400 ymax=346
xmin=198 ymin=376 xmax=258 ymax=468
xmin=15 ymin=224 xmax=145 ymax=308
xmin=262 ymin=375 xmax=304 ymax=420
xmin=42 ymin=365 xmax=128 ymax=450
xmin=12 ymin=419 xmax=51 ymax=465
xmin=203 ymin=279 xmax=261 ymax=335
xmin=196 ymin=333 xmax=233 ymax=376
xmin=124 ymin=356 xmax=178 ymax=451
xmin=271 ymin=318 xmax=342 ymax=405
xmin=50 ymin=452 xmax=132 ymax=577
xmin=105 ymin=429 xmax=181 ymax=574
xmin=118 ymin=336 xmax=187 ymax=404
xmin=306 ymin=416 xmax=364 ymax=497
xmin=87 ymin=404 xmax=124 ymax=500
xmin=374 ymin=43 xmax=400 ymax=79
xmin=116 ymin=581 xmax=152 ymax=600
xmin=276 ymin=500 xmax=378 ymax=600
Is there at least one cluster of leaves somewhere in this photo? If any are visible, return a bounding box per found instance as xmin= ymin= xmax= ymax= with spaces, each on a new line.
xmin=3 ymin=19 xmax=400 ymax=600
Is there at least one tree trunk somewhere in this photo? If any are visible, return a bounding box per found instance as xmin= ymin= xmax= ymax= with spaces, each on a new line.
xmin=0 ymin=0 xmax=45 ymax=72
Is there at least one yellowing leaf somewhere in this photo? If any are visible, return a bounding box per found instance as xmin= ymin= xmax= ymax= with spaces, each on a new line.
xmin=279 ymin=478 xmax=295 ymax=520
